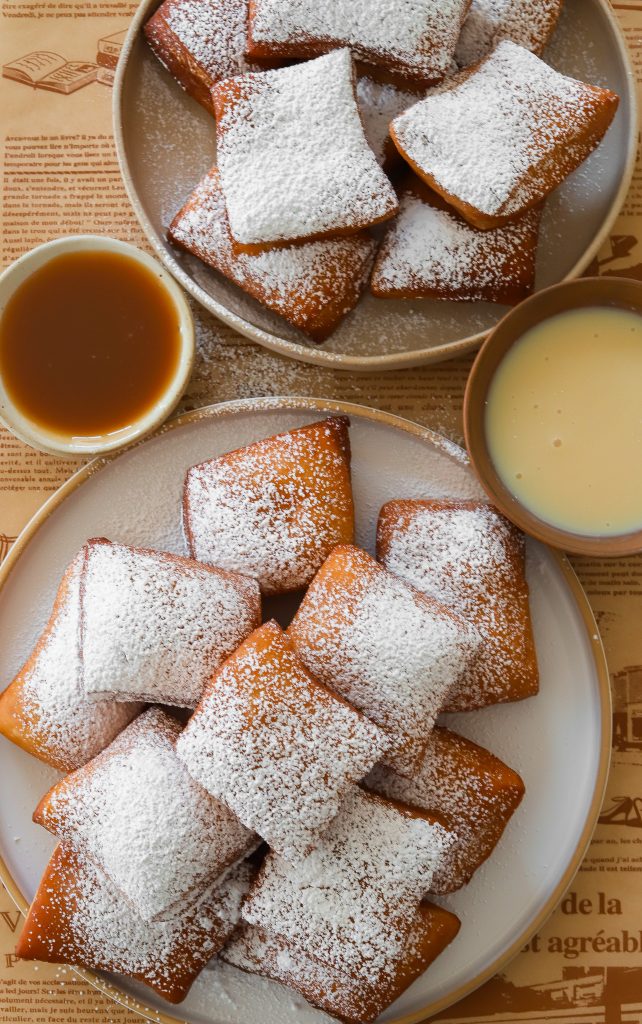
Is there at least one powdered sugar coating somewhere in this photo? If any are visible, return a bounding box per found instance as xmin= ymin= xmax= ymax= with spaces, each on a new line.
xmin=214 ymin=50 xmax=398 ymax=245
xmin=35 ymin=708 xmax=257 ymax=922
xmin=242 ymin=788 xmax=454 ymax=985
xmin=367 ymin=726 xmax=525 ymax=893
xmin=288 ymin=545 xmax=480 ymax=775
xmin=356 ymin=77 xmax=417 ymax=167
xmin=377 ymin=500 xmax=538 ymax=710
xmin=371 ymin=188 xmax=539 ymax=302
xmin=0 ymin=554 xmax=141 ymax=773
xmin=392 ymin=40 xmax=616 ymax=219
xmin=80 ymin=539 xmax=260 ymax=706
xmin=176 ymin=621 xmax=388 ymax=861
xmin=248 ymin=0 xmax=470 ymax=81
xmin=169 ymin=168 xmax=376 ymax=342
xmin=17 ymin=842 xmax=254 ymax=1003
xmin=183 ymin=417 xmax=354 ymax=595
xmin=455 ymin=0 xmax=563 ymax=68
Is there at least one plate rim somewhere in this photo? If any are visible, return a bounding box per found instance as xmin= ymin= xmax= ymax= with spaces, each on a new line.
xmin=112 ymin=1 xmax=638 ymax=373
xmin=0 ymin=397 xmax=612 ymax=1024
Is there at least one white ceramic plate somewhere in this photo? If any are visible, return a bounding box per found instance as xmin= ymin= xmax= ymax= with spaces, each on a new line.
xmin=0 ymin=399 xmax=611 ymax=1024
xmin=113 ymin=0 xmax=637 ymax=372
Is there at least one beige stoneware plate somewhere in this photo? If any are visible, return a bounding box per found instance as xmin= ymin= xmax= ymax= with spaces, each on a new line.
xmin=113 ymin=0 xmax=637 ymax=372
xmin=0 ymin=398 xmax=610 ymax=1024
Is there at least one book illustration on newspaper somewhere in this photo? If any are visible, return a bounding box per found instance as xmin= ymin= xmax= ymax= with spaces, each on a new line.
xmin=95 ymin=28 xmax=127 ymax=87
xmin=2 ymin=52 xmax=97 ymax=94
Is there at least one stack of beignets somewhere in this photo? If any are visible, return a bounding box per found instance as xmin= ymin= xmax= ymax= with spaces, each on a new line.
xmin=3 ymin=417 xmax=533 ymax=1019
xmin=145 ymin=0 xmax=618 ymax=342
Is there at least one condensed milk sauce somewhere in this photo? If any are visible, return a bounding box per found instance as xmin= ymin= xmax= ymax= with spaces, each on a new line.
xmin=485 ymin=305 xmax=642 ymax=537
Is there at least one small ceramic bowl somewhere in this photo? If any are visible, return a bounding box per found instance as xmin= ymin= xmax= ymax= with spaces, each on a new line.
xmin=0 ymin=235 xmax=194 ymax=458
xmin=464 ymin=276 xmax=642 ymax=557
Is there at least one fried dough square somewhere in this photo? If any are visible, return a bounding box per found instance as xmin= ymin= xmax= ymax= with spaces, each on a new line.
xmin=168 ymin=167 xmax=376 ymax=342
xmin=241 ymin=788 xmax=454 ymax=987
xmin=16 ymin=842 xmax=254 ymax=1004
xmin=213 ymin=49 xmax=398 ymax=248
xmin=221 ymin=901 xmax=460 ymax=1024
xmin=377 ymin=499 xmax=539 ymax=710
xmin=0 ymin=551 xmax=141 ymax=773
xmin=288 ymin=545 xmax=481 ymax=774
xmin=368 ymin=726 xmax=525 ymax=892
xmin=371 ymin=179 xmax=540 ymax=303
xmin=144 ymin=0 xmax=260 ymax=114
xmin=391 ymin=40 xmax=619 ymax=229
xmin=176 ymin=621 xmax=387 ymax=861
xmin=182 ymin=416 xmax=354 ymax=595
xmin=34 ymin=708 xmax=257 ymax=922
xmin=246 ymin=0 xmax=471 ymax=85
xmin=79 ymin=538 xmax=260 ymax=706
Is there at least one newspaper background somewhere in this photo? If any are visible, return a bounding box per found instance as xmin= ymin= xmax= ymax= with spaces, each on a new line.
xmin=1 ymin=1 xmax=642 ymax=1021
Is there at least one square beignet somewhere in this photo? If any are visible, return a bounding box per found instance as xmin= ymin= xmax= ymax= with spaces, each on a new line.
xmin=367 ymin=726 xmax=525 ymax=893
xmin=212 ymin=49 xmax=398 ymax=249
xmin=455 ymin=0 xmax=564 ymax=68
xmin=79 ymin=537 xmax=260 ymax=706
xmin=371 ymin=179 xmax=541 ymax=304
xmin=0 ymin=551 xmax=141 ymax=773
xmin=287 ymin=545 xmax=481 ymax=775
xmin=221 ymin=901 xmax=460 ymax=1024
xmin=176 ymin=621 xmax=387 ymax=861
xmin=242 ymin=788 xmax=454 ymax=987
xmin=33 ymin=708 xmax=257 ymax=922
xmin=16 ymin=842 xmax=254 ymax=1004
xmin=376 ymin=499 xmax=539 ymax=710
xmin=144 ymin=0 xmax=260 ymax=114
xmin=246 ymin=0 xmax=471 ymax=86
xmin=182 ymin=416 xmax=354 ymax=595
xmin=391 ymin=40 xmax=619 ymax=230
xmin=168 ymin=167 xmax=376 ymax=343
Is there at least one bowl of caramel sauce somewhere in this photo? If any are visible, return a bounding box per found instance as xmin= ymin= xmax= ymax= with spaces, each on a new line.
xmin=0 ymin=235 xmax=194 ymax=457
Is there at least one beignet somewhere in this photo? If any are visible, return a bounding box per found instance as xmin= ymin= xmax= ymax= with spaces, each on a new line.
xmin=455 ymin=0 xmax=564 ymax=68
xmin=182 ymin=416 xmax=354 ymax=595
xmin=213 ymin=49 xmax=398 ymax=248
xmin=377 ymin=499 xmax=538 ymax=710
xmin=34 ymin=708 xmax=257 ymax=922
xmin=79 ymin=537 xmax=260 ymax=706
xmin=0 ymin=552 xmax=141 ymax=773
xmin=367 ymin=726 xmax=525 ymax=893
xmin=144 ymin=0 xmax=260 ymax=114
xmin=246 ymin=0 xmax=471 ymax=86
xmin=16 ymin=842 xmax=254 ymax=1004
xmin=168 ymin=167 xmax=376 ymax=343
xmin=371 ymin=179 xmax=540 ymax=304
xmin=391 ymin=40 xmax=619 ymax=229
xmin=288 ymin=545 xmax=481 ymax=774
xmin=222 ymin=901 xmax=460 ymax=1024
xmin=176 ymin=621 xmax=387 ymax=861
xmin=242 ymin=788 xmax=454 ymax=987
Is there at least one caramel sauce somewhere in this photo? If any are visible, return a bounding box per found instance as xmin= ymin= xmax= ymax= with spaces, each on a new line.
xmin=0 ymin=250 xmax=182 ymax=438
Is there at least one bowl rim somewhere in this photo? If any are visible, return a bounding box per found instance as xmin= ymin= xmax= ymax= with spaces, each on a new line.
xmin=0 ymin=234 xmax=195 ymax=458
xmin=112 ymin=0 xmax=639 ymax=372
xmin=464 ymin=275 xmax=642 ymax=557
